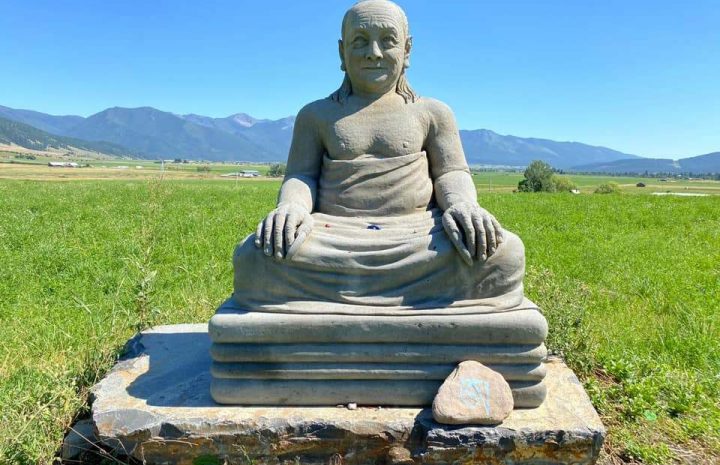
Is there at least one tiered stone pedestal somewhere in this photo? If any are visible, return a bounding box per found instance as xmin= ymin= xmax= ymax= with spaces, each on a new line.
xmin=80 ymin=324 xmax=606 ymax=465
xmin=209 ymin=299 xmax=549 ymax=407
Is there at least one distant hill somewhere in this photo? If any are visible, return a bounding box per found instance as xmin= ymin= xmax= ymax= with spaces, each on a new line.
xmin=681 ymin=152 xmax=720 ymax=173
xmin=572 ymin=152 xmax=720 ymax=175
xmin=1 ymin=104 xmax=716 ymax=172
xmin=178 ymin=112 xmax=295 ymax=160
xmin=64 ymin=107 xmax=278 ymax=162
xmin=459 ymin=129 xmax=639 ymax=169
xmin=0 ymin=105 xmax=84 ymax=136
xmin=0 ymin=116 xmax=132 ymax=156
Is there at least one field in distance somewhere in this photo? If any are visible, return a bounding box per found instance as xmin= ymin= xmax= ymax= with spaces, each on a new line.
xmin=2 ymin=151 xmax=720 ymax=195
xmin=0 ymin=150 xmax=277 ymax=181
xmin=0 ymin=178 xmax=718 ymax=464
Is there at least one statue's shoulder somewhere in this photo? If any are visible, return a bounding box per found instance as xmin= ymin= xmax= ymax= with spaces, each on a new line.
xmin=296 ymin=98 xmax=340 ymax=124
xmin=415 ymin=97 xmax=455 ymax=119
xmin=414 ymin=97 xmax=458 ymax=130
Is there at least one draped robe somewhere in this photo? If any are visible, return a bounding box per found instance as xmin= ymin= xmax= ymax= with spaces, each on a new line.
xmin=232 ymin=151 xmax=531 ymax=316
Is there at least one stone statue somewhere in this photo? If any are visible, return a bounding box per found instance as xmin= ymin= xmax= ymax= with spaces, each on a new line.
xmin=209 ymin=0 xmax=548 ymax=409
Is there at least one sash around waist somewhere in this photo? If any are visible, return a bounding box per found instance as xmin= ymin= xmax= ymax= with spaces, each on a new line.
xmin=317 ymin=151 xmax=435 ymax=216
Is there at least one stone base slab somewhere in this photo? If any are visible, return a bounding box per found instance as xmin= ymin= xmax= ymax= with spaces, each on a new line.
xmin=83 ymin=324 xmax=605 ymax=465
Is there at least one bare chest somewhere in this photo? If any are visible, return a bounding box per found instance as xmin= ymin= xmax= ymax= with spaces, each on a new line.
xmin=322 ymin=109 xmax=427 ymax=159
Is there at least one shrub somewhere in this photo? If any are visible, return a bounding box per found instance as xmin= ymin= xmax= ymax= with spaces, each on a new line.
xmin=518 ymin=160 xmax=556 ymax=192
xmin=595 ymin=182 xmax=621 ymax=194
xmin=267 ymin=163 xmax=286 ymax=177
xmin=551 ymin=175 xmax=577 ymax=192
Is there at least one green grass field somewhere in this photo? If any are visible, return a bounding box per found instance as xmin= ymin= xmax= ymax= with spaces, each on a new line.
xmin=0 ymin=178 xmax=718 ymax=464
xmin=471 ymin=171 xmax=720 ymax=195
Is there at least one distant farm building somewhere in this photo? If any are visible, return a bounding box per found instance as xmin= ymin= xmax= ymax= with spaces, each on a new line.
xmin=48 ymin=162 xmax=79 ymax=168
xmin=221 ymin=170 xmax=261 ymax=178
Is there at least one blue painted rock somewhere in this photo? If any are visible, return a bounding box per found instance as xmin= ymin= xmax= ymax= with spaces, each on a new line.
xmin=432 ymin=361 xmax=514 ymax=425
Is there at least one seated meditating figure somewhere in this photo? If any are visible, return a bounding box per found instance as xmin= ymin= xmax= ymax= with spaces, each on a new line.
xmin=210 ymin=0 xmax=548 ymax=407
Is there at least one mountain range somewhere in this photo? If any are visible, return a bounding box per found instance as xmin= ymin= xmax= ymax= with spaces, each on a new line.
xmin=1 ymin=104 xmax=718 ymax=173
xmin=0 ymin=116 xmax=132 ymax=156
xmin=573 ymin=152 xmax=720 ymax=175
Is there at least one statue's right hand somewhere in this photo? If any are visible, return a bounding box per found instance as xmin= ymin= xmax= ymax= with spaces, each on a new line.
xmin=254 ymin=203 xmax=314 ymax=260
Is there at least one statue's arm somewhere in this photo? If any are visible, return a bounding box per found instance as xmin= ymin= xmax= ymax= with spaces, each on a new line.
xmin=424 ymin=99 xmax=476 ymax=210
xmin=279 ymin=104 xmax=324 ymax=212
xmin=255 ymin=103 xmax=324 ymax=260
xmin=425 ymin=100 xmax=503 ymax=263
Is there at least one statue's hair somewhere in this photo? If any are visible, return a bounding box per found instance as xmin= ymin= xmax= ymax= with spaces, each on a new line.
xmin=330 ymin=0 xmax=418 ymax=104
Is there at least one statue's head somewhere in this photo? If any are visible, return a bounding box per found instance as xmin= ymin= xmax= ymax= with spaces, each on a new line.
xmin=331 ymin=0 xmax=417 ymax=104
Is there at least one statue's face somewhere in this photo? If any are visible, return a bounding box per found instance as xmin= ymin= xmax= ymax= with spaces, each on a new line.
xmin=341 ymin=2 xmax=410 ymax=96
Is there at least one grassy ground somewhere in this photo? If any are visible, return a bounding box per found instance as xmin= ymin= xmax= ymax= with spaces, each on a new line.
xmin=472 ymin=171 xmax=720 ymax=195
xmin=0 ymin=176 xmax=718 ymax=464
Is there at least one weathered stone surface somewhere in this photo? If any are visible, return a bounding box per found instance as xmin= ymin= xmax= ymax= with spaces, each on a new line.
xmin=210 ymin=341 xmax=548 ymax=364
xmin=61 ymin=419 xmax=97 ymax=461
xmin=210 ymin=299 xmax=547 ymax=407
xmin=86 ymin=324 xmax=605 ymax=465
xmin=211 ymin=300 xmax=548 ymax=344
xmin=210 ymin=361 xmax=546 ymax=381
xmin=210 ymin=378 xmax=546 ymax=408
xmin=432 ymin=361 xmax=514 ymax=425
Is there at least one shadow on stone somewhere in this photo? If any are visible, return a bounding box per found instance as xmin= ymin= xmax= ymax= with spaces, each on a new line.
xmin=124 ymin=325 xmax=216 ymax=407
xmin=86 ymin=325 xmax=604 ymax=465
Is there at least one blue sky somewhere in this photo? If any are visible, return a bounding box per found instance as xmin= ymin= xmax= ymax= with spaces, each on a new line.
xmin=1 ymin=0 xmax=718 ymax=158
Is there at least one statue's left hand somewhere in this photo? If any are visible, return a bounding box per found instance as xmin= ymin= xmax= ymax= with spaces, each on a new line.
xmin=442 ymin=202 xmax=504 ymax=266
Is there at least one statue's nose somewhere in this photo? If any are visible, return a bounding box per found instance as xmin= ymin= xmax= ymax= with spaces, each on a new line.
xmin=366 ymin=40 xmax=383 ymax=60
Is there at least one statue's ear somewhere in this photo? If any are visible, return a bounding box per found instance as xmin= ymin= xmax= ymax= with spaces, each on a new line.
xmin=338 ymin=39 xmax=346 ymax=72
xmin=404 ymin=36 xmax=412 ymax=69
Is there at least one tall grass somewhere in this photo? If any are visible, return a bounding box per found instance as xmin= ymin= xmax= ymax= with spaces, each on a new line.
xmin=0 ymin=179 xmax=717 ymax=464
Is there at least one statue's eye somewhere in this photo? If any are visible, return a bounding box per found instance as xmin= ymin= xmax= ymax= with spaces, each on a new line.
xmin=382 ymin=36 xmax=398 ymax=47
xmin=352 ymin=36 xmax=368 ymax=48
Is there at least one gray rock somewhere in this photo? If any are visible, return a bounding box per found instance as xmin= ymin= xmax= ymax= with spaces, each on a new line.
xmin=61 ymin=419 xmax=97 ymax=461
xmin=433 ymin=361 xmax=514 ymax=425
xmin=83 ymin=324 xmax=604 ymax=464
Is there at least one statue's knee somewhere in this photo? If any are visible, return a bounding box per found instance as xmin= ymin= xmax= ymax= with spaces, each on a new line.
xmin=498 ymin=230 xmax=525 ymax=261
xmin=234 ymin=234 xmax=258 ymax=263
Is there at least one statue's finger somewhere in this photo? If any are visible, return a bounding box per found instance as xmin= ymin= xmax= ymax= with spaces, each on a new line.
xmin=472 ymin=214 xmax=486 ymax=260
xmin=302 ymin=212 xmax=315 ymax=231
xmin=476 ymin=216 xmax=488 ymax=260
xmin=484 ymin=216 xmax=497 ymax=256
xmin=286 ymin=224 xmax=311 ymax=261
xmin=286 ymin=231 xmax=307 ymax=261
xmin=492 ymin=217 xmax=504 ymax=245
xmin=273 ymin=211 xmax=287 ymax=260
xmin=443 ymin=212 xmax=473 ymax=266
xmin=263 ymin=213 xmax=274 ymax=256
xmin=456 ymin=209 xmax=476 ymax=258
xmin=255 ymin=219 xmax=264 ymax=248
xmin=284 ymin=211 xmax=299 ymax=254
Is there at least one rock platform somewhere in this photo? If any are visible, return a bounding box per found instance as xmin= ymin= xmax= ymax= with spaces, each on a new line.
xmin=77 ymin=324 xmax=605 ymax=465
